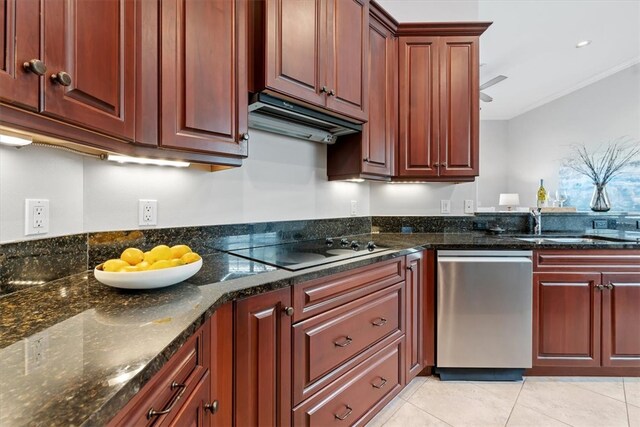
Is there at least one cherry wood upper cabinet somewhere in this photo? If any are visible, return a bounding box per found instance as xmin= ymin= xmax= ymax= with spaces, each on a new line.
xmin=42 ymin=0 xmax=135 ymax=141
xmin=326 ymin=3 xmax=395 ymax=181
xmin=235 ymin=288 xmax=292 ymax=427
xmin=324 ymin=0 xmax=368 ymax=121
xmin=438 ymin=37 xmax=479 ymax=177
xmin=249 ymin=0 xmax=368 ymax=121
xmin=395 ymin=23 xmax=489 ymax=181
xmin=160 ymin=0 xmax=248 ymax=157
xmin=0 ymin=0 xmax=40 ymax=110
xmin=601 ymin=273 xmax=640 ymax=368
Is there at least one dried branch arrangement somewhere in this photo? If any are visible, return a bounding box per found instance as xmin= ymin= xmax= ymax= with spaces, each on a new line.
xmin=564 ymin=137 xmax=640 ymax=186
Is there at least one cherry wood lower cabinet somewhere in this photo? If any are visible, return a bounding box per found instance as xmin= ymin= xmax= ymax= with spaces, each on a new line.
xmin=530 ymin=250 xmax=640 ymax=375
xmin=234 ymin=287 xmax=293 ymax=427
xmin=405 ymin=251 xmax=425 ymax=380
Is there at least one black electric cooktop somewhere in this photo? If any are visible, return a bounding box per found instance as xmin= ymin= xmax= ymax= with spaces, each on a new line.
xmin=227 ymin=237 xmax=389 ymax=271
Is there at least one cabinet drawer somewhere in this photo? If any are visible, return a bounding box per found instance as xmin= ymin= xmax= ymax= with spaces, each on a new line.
xmin=293 ymin=257 xmax=405 ymax=321
xmin=293 ymin=283 xmax=403 ymax=404
xmin=534 ymin=250 xmax=640 ymax=272
xmin=292 ymin=337 xmax=403 ymax=427
xmin=109 ymin=324 xmax=209 ymax=427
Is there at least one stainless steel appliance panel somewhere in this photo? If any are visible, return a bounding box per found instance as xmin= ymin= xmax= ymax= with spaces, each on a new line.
xmin=437 ymin=251 xmax=533 ymax=368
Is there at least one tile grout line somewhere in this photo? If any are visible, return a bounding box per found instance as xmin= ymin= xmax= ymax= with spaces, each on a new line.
xmin=566 ymin=379 xmax=628 ymax=405
xmin=503 ymin=378 xmax=526 ymax=427
xmin=404 ymin=399 xmax=454 ymax=427
xmin=515 ymin=379 xmax=575 ymax=427
xmin=624 ymin=378 xmax=631 ymax=427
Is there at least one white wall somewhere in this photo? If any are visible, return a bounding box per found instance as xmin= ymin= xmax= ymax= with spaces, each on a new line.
xmin=0 ymin=130 xmax=370 ymax=243
xmin=506 ymin=63 xmax=640 ymax=206
xmin=369 ymin=120 xmax=509 ymax=215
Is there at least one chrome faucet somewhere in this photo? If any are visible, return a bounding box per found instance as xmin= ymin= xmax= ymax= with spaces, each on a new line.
xmin=531 ymin=208 xmax=542 ymax=235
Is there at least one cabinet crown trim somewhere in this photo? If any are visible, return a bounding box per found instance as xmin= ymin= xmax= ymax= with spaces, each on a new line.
xmin=396 ymin=22 xmax=492 ymax=36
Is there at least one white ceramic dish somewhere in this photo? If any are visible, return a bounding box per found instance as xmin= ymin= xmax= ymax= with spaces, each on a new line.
xmin=94 ymin=259 xmax=203 ymax=289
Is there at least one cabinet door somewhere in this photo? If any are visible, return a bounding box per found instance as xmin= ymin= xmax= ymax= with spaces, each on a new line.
xmin=235 ymin=288 xmax=292 ymax=427
xmin=168 ymin=371 xmax=210 ymax=427
xmin=405 ymin=252 xmax=424 ymax=381
xmin=422 ymin=250 xmax=436 ymax=367
xmin=324 ymin=0 xmax=368 ymax=121
xmin=209 ymin=304 xmax=233 ymax=427
xmin=533 ymin=273 xmax=602 ymax=367
xmin=42 ymin=0 xmax=135 ymax=140
xmin=0 ymin=0 xmax=40 ymax=109
xmin=160 ymin=0 xmax=248 ymax=157
xmin=438 ymin=36 xmax=479 ymax=178
xmin=601 ymin=273 xmax=640 ymax=367
xmin=265 ymin=0 xmax=326 ymax=108
xmin=362 ymin=16 xmax=395 ymax=177
xmin=397 ymin=37 xmax=439 ymax=177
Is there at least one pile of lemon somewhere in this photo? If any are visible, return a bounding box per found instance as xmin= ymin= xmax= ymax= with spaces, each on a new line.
xmin=101 ymin=245 xmax=202 ymax=272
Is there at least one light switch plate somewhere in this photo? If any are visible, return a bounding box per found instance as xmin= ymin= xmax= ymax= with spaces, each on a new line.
xmin=464 ymin=200 xmax=474 ymax=214
xmin=350 ymin=200 xmax=358 ymax=216
xmin=440 ymin=200 xmax=451 ymax=214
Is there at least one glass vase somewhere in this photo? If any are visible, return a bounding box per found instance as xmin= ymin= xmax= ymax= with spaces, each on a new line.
xmin=590 ymin=184 xmax=611 ymax=212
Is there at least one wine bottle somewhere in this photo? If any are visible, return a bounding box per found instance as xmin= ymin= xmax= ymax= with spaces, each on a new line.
xmin=537 ymin=179 xmax=547 ymax=208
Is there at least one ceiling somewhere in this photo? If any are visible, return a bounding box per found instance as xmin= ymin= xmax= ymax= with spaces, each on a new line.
xmin=377 ymin=0 xmax=640 ymax=120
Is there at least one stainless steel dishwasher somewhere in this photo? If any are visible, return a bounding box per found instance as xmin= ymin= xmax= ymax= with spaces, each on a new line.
xmin=437 ymin=250 xmax=533 ymax=381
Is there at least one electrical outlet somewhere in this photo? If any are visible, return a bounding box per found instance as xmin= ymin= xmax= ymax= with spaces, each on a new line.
xmin=139 ymin=200 xmax=158 ymax=226
xmin=440 ymin=200 xmax=451 ymax=214
xmin=464 ymin=200 xmax=474 ymax=214
xmin=350 ymin=200 xmax=358 ymax=216
xmin=25 ymin=199 xmax=49 ymax=236
xmin=24 ymin=331 xmax=49 ymax=374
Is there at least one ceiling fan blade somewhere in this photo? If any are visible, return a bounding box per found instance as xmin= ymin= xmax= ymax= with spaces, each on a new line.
xmin=479 ymin=92 xmax=493 ymax=103
xmin=479 ymin=75 xmax=508 ymax=91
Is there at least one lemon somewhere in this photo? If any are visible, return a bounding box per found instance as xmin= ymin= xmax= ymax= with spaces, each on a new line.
xmin=103 ymin=259 xmax=130 ymax=272
xmin=181 ymin=252 xmax=201 ymax=264
xmin=149 ymin=260 xmax=172 ymax=270
xmin=120 ymin=247 xmax=144 ymax=265
xmin=170 ymin=244 xmax=192 ymax=259
xmin=136 ymin=261 xmax=151 ymax=271
xmin=170 ymin=258 xmax=186 ymax=267
xmin=119 ymin=266 xmax=139 ymax=273
xmin=143 ymin=251 xmax=157 ymax=264
xmin=150 ymin=245 xmax=172 ymax=261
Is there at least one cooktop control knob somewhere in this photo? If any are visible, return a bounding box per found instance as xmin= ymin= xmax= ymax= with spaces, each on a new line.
xmin=340 ymin=238 xmax=350 ymax=247
xmin=325 ymin=238 xmax=334 ymax=246
xmin=366 ymin=241 xmax=376 ymax=251
xmin=350 ymin=240 xmax=360 ymax=250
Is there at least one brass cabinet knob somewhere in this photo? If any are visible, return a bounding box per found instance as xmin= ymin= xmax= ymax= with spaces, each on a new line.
xmin=320 ymin=86 xmax=328 ymax=94
xmin=23 ymin=59 xmax=47 ymax=76
xmin=283 ymin=306 xmax=294 ymax=316
xmin=596 ymin=284 xmax=605 ymax=291
xmin=363 ymin=157 xmax=369 ymax=162
xmin=605 ymin=283 xmax=614 ymax=290
xmin=241 ymin=133 xmax=250 ymax=141
xmin=51 ymin=71 xmax=72 ymax=86
xmin=328 ymin=89 xmax=336 ymax=97
xmin=204 ymin=400 xmax=219 ymax=414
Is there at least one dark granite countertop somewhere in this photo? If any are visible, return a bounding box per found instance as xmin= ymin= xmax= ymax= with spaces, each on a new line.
xmin=1 ymin=232 xmax=639 ymax=426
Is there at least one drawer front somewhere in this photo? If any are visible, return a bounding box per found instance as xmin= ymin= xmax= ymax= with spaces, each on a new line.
xmin=109 ymin=324 xmax=209 ymax=427
xmin=293 ymin=337 xmax=403 ymax=427
xmin=293 ymin=283 xmax=403 ymax=403
xmin=534 ymin=250 xmax=640 ymax=272
xmin=293 ymin=257 xmax=405 ymax=321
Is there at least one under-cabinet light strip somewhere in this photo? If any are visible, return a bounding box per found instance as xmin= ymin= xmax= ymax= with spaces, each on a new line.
xmin=106 ymin=154 xmax=190 ymax=168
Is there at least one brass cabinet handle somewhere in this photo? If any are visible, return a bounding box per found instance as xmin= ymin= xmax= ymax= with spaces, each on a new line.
xmin=441 ymin=162 xmax=447 ymax=167
xmin=23 ymin=59 xmax=47 ymax=76
xmin=596 ymin=284 xmax=605 ymax=291
xmin=334 ymin=405 xmax=353 ymax=421
xmin=371 ymin=317 xmax=387 ymax=327
xmin=320 ymin=86 xmax=328 ymax=94
xmin=50 ymin=71 xmax=72 ymax=86
xmin=606 ymin=283 xmax=614 ymax=290
xmin=363 ymin=157 xmax=369 ymax=162
xmin=372 ymin=377 xmax=388 ymax=389
xmin=147 ymin=381 xmax=187 ymax=419
xmin=283 ymin=306 xmax=294 ymax=316
xmin=241 ymin=133 xmax=250 ymax=141
xmin=328 ymin=89 xmax=336 ymax=97
xmin=204 ymin=400 xmax=219 ymax=414
xmin=334 ymin=336 xmax=353 ymax=347
xmin=407 ymin=265 xmax=413 ymax=271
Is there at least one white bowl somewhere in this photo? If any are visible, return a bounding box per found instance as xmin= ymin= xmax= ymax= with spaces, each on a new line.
xmin=94 ymin=259 xmax=203 ymax=289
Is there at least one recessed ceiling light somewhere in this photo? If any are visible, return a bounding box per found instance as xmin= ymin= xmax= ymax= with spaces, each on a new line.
xmin=576 ymin=40 xmax=592 ymax=48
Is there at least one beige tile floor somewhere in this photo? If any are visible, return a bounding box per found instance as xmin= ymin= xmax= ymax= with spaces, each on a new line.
xmin=367 ymin=376 xmax=640 ymax=427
